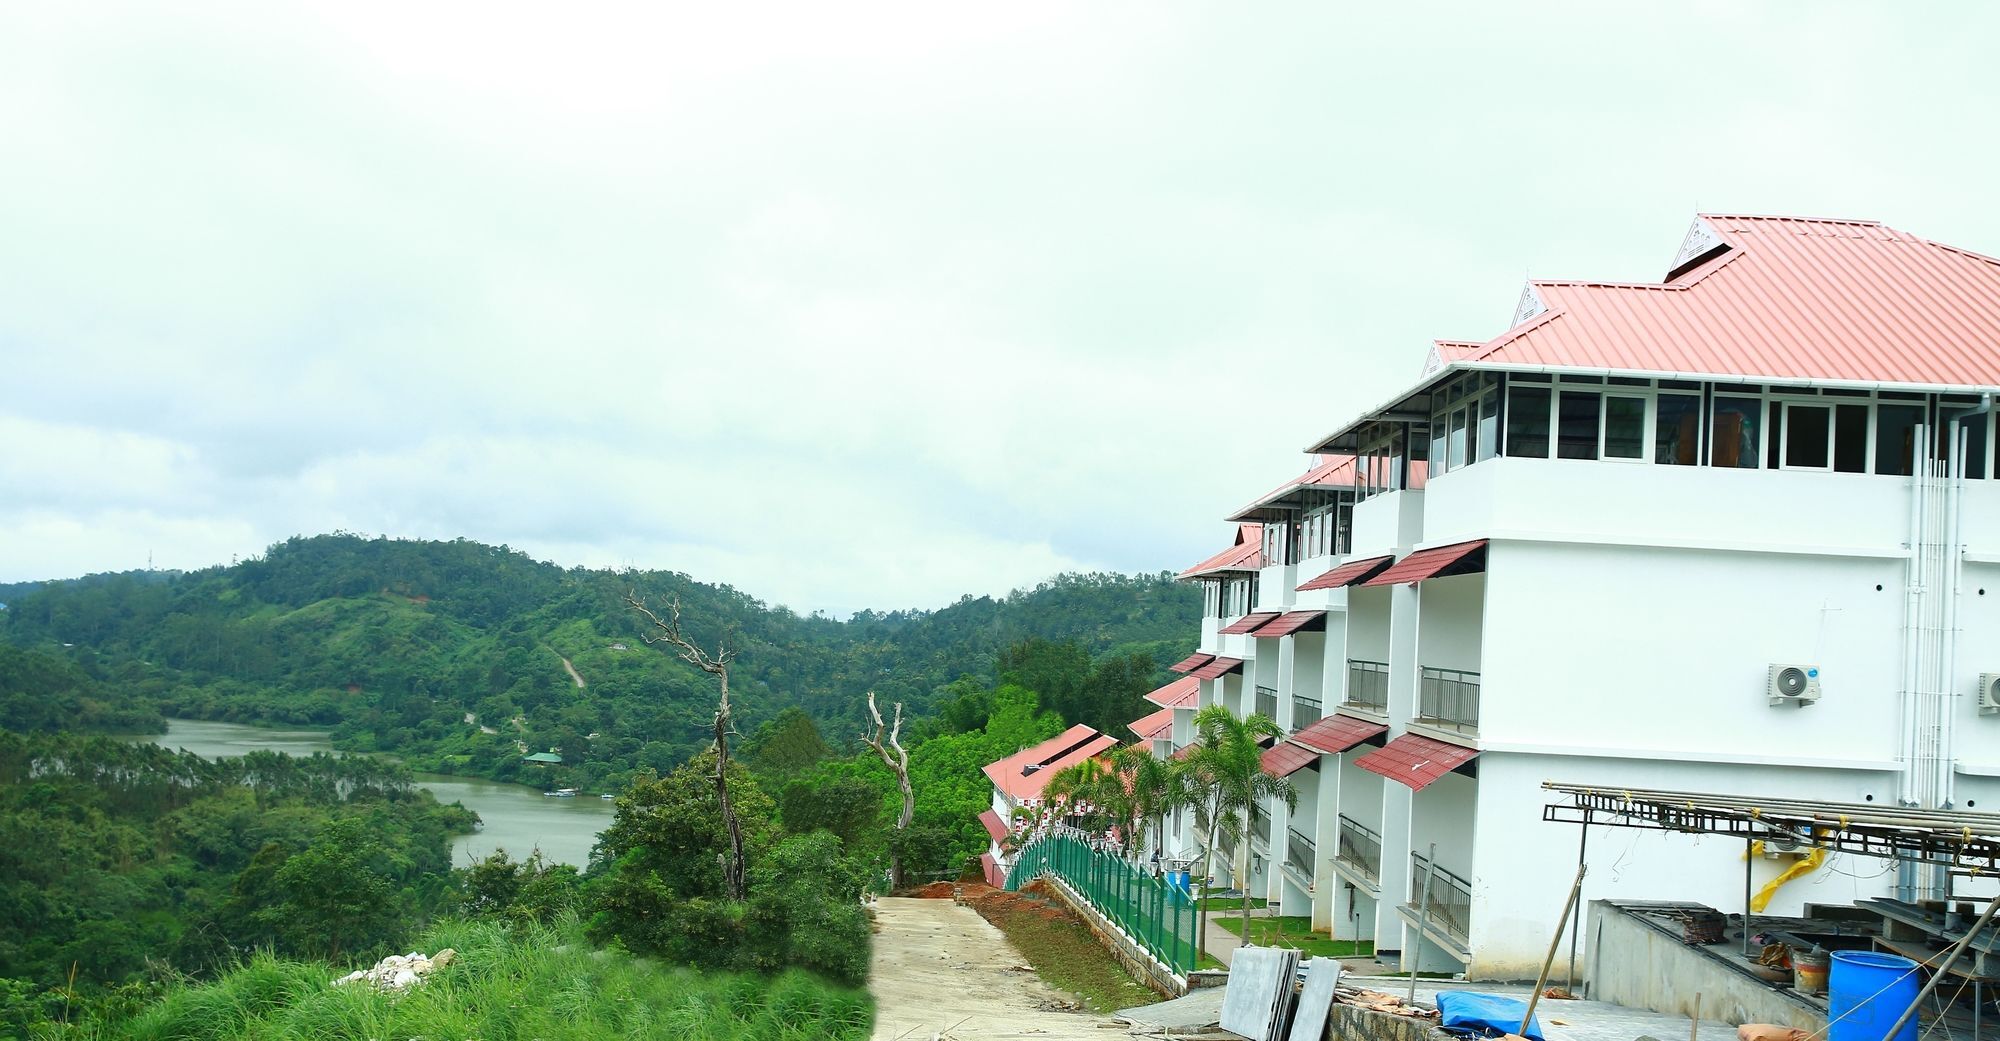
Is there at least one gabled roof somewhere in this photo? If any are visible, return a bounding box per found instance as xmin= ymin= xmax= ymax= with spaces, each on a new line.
xmin=1128 ymin=707 xmax=1174 ymax=741
xmin=982 ymin=724 xmax=1119 ymax=804
xmin=1225 ymin=455 xmax=1359 ymax=523
xmin=1311 ymin=214 xmax=2000 ymax=453
xmin=1144 ymin=676 xmax=1201 ymax=709
xmin=1177 ymin=524 xmax=1265 ymax=581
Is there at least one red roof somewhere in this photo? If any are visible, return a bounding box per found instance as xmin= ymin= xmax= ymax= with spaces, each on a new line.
xmin=1169 ymin=653 xmax=1214 ymax=674
xmin=1463 ymin=216 xmax=2000 ymax=388
xmin=1353 ymin=734 xmax=1479 ymax=791
xmin=978 ymin=808 xmax=1009 ymax=843
xmin=981 ymin=851 xmax=1002 ymax=887
xmin=1171 ymin=741 xmax=1200 ymax=761
xmin=1189 ymin=656 xmax=1246 ymax=680
xmin=982 ymin=724 xmax=1120 ymax=803
xmin=1178 ymin=524 xmax=1265 ymax=580
xmin=1290 ymin=714 xmax=1388 ymax=755
xmin=1297 ymin=554 xmax=1395 ymax=592
xmin=1145 ymin=676 xmax=1201 ymax=709
xmin=1261 ymin=740 xmax=1319 ymax=778
xmin=1218 ymin=611 xmax=1281 ymax=635
xmin=1254 ymin=610 xmax=1326 ymax=638
xmin=1360 ymin=540 xmax=1488 ymax=587
xmin=1129 ymin=707 xmax=1173 ymax=741
xmin=1226 ymin=455 xmax=1360 ymax=523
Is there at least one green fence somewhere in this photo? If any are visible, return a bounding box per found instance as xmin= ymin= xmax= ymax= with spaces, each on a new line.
xmin=1004 ymin=830 xmax=1201 ymax=975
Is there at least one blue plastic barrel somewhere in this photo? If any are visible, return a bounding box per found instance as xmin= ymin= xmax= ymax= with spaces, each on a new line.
xmin=1827 ymin=951 xmax=1920 ymax=1041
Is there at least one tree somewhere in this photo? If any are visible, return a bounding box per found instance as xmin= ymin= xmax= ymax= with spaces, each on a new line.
xmin=1184 ymin=704 xmax=1297 ymax=944
xmin=861 ymin=691 xmax=914 ymax=886
xmin=1112 ymin=744 xmax=1178 ymax=860
xmin=625 ymin=593 xmax=749 ymax=900
xmin=744 ymin=832 xmax=870 ymax=984
xmin=746 ymin=707 xmax=832 ymax=777
xmin=1044 ymin=756 xmax=1129 ymax=842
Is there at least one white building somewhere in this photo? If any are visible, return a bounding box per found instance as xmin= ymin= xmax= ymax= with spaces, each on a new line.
xmin=1157 ymin=214 xmax=2000 ymax=979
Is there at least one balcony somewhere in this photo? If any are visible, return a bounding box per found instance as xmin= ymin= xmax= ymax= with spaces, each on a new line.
xmin=1255 ymin=685 xmax=1278 ymax=721
xmin=1291 ymin=694 xmax=1322 ymax=732
xmin=1285 ymin=826 xmax=1316 ymax=879
xmin=1416 ymin=667 xmax=1480 ymax=735
xmin=1345 ymin=660 xmax=1389 ymax=712
xmin=1250 ymin=813 xmax=1271 ymax=850
xmin=1408 ymin=852 xmax=1473 ymax=944
xmin=1334 ymin=815 xmax=1381 ymax=884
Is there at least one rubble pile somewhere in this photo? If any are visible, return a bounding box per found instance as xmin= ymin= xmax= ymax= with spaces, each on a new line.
xmin=332 ymin=948 xmax=457 ymax=992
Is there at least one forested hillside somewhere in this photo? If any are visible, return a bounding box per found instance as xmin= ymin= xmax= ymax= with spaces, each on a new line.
xmin=0 ymin=534 xmax=1198 ymax=792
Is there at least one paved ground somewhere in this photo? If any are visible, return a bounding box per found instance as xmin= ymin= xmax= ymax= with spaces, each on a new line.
xmin=868 ymin=897 xmax=1124 ymax=1040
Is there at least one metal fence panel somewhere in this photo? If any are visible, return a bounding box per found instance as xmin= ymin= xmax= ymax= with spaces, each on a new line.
xmin=1003 ymin=829 xmax=1201 ymax=974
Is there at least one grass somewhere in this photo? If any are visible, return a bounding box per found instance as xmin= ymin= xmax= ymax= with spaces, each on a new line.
xmin=1198 ymin=896 xmax=1268 ymax=911
xmin=1212 ymin=915 xmax=1375 ymax=959
xmin=58 ymin=916 xmax=872 ymax=1041
xmin=972 ymin=893 xmax=1160 ymax=1014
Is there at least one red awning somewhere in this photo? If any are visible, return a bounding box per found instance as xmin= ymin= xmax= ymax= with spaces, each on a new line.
xmin=1253 ymin=610 xmax=1327 ymax=638
xmin=1189 ymin=656 xmax=1246 ymax=680
xmin=981 ymin=851 xmax=1002 ymax=887
xmin=1144 ymin=676 xmax=1201 ymax=708
xmin=1290 ymin=714 xmax=1388 ymax=755
xmin=1129 ymin=707 xmax=1173 ymax=741
xmin=1359 ymin=540 xmax=1488 ymax=587
xmin=1172 ymin=742 xmax=1200 ymax=761
xmin=1353 ymin=734 xmax=1479 ymax=791
xmin=1217 ymin=611 xmax=1281 ymax=635
xmin=978 ymin=808 xmax=1009 ymax=843
xmin=1297 ymin=554 xmax=1395 ymax=592
xmin=1169 ymin=653 xmax=1214 ymax=674
xmin=1260 ymin=740 xmax=1319 ymax=778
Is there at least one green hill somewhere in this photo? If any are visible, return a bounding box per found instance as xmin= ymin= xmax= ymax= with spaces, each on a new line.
xmin=0 ymin=534 xmax=1197 ymax=790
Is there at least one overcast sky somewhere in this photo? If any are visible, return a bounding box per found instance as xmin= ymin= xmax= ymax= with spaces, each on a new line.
xmin=3 ymin=3 xmax=1995 ymax=615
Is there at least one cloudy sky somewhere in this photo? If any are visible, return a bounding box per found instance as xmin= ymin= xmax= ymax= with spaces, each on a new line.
xmin=3 ymin=3 xmax=1995 ymax=615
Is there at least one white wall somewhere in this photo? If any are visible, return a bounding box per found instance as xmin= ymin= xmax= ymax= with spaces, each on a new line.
xmin=1345 ymin=587 xmax=1392 ymax=664
xmin=1416 ymin=574 xmax=1484 ymax=674
xmin=1352 ymin=489 xmax=1425 ymax=558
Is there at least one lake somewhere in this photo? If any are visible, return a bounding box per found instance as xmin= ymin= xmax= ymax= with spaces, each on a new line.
xmin=137 ymin=718 xmax=615 ymax=868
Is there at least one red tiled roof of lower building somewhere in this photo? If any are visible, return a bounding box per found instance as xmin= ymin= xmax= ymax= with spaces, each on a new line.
xmin=1128 ymin=708 xmax=1173 ymax=742
xmin=1178 ymin=524 xmax=1265 ymax=580
xmin=981 ymin=724 xmax=1119 ymax=803
xmin=1169 ymin=653 xmax=1214 ymax=674
xmin=1145 ymin=676 xmax=1200 ymax=709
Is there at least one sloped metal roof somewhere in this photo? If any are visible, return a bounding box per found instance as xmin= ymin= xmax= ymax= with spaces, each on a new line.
xmin=1144 ymin=676 xmax=1201 ymax=708
xmin=1177 ymin=524 xmax=1264 ymax=580
xmin=1128 ymin=707 xmax=1174 ymax=741
xmin=1354 ymin=734 xmax=1478 ymax=791
xmin=1290 ymin=714 xmax=1388 ymax=755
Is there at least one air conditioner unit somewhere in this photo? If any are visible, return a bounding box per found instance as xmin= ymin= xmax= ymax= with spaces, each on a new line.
xmin=1768 ymin=664 xmax=1822 ymax=707
xmin=1980 ymin=674 xmax=2000 ymax=716
xmin=1762 ymin=833 xmax=1809 ymax=858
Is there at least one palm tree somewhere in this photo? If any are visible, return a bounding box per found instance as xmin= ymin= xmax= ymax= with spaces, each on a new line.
xmin=1184 ymin=704 xmax=1297 ymax=945
xmin=1044 ymin=756 xmax=1130 ymax=844
xmin=1112 ymin=744 xmax=1179 ymax=864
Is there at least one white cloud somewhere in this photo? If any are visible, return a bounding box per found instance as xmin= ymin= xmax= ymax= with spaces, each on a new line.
xmin=4 ymin=2 xmax=1999 ymax=610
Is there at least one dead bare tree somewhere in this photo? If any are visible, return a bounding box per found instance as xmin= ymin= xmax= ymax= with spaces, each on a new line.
xmin=625 ymin=592 xmax=746 ymax=900
xmin=862 ymin=691 xmax=914 ymax=886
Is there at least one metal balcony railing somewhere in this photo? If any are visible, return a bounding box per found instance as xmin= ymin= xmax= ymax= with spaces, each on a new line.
xmin=1255 ymin=686 xmax=1278 ymax=721
xmin=1416 ymin=667 xmax=1480 ymax=734
xmin=1251 ymin=813 xmax=1271 ymax=848
xmin=1345 ymin=660 xmax=1389 ymax=711
xmin=1408 ymin=852 xmax=1473 ymax=943
xmin=1291 ymin=694 xmax=1322 ymax=731
xmin=1285 ymin=826 xmax=1316 ymax=878
xmin=1335 ymin=815 xmax=1381 ymax=883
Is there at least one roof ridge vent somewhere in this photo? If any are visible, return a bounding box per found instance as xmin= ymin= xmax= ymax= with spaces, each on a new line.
xmin=1667 ymin=217 xmax=1728 ymax=280
xmin=1512 ymin=284 xmax=1548 ymax=326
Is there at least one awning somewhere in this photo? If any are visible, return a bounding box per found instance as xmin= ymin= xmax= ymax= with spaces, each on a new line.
xmin=1144 ymin=676 xmax=1201 ymax=709
xmin=978 ymin=808 xmax=1009 ymax=843
xmin=1360 ymin=540 xmax=1488 ymax=587
xmin=1253 ymin=610 xmax=1327 ymax=638
xmin=1261 ymin=740 xmax=1319 ymax=778
xmin=1169 ymin=653 xmax=1214 ymax=674
xmin=1354 ymin=734 xmax=1479 ymax=791
xmin=1190 ymin=656 xmax=1246 ymax=680
xmin=1129 ymin=707 xmax=1173 ymax=741
xmin=1172 ymin=742 xmax=1200 ymax=761
xmin=1217 ymin=611 xmax=1281 ymax=635
xmin=1297 ymin=554 xmax=1395 ymax=592
xmin=1290 ymin=714 xmax=1389 ymax=755
xmin=981 ymin=851 xmax=1002 ymax=887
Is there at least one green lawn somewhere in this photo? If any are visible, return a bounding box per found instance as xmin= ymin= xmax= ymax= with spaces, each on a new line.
xmin=1212 ymin=916 xmax=1374 ymax=959
xmin=1198 ymin=896 xmax=1268 ymax=911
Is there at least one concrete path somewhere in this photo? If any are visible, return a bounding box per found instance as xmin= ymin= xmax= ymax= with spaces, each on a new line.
xmin=1198 ymin=906 xmax=1276 ymax=968
xmin=868 ymin=897 xmax=1121 ymax=1040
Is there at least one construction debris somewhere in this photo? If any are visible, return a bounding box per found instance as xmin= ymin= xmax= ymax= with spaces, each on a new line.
xmin=1335 ymin=987 xmax=1437 ymax=1018
xmin=1219 ymin=946 xmax=1300 ymax=1041
xmin=331 ymin=948 xmax=456 ymax=992
xmin=1285 ymin=959 xmax=1342 ymax=1041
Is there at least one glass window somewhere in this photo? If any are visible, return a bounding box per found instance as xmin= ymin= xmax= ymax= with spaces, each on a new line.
xmin=1834 ymin=404 xmax=1869 ymax=473
xmin=1784 ymin=404 xmax=1832 ymax=469
xmin=1964 ymin=413 xmax=1989 ymax=480
xmin=1711 ymin=396 xmax=1762 ymax=468
xmin=1387 ymin=429 xmax=1407 ymax=491
xmin=1876 ymin=404 xmax=1924 ymax=476
xmin=1557 ymin=391 xmax=1601 ymax=460
xmin=1506 ymin=387 xmax=1550 ymax=458
xmin=1429 ymin=421 xmax=1446 ymax=475
xmin=1477 ymin=395 xmax=1499 ymax=462
xmin=1656 ymin=394 xmax=1701 ymax=465
xmin=1605 ymin=396 xmax=1645 ymax=459
xmin=1448 ymin=408 xmax=1469 ymax=470
xmin=1766 ymin=402 xmax=1784 ymax=470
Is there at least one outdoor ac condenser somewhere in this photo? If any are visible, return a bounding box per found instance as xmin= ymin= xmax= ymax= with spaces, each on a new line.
xmin=1979 ymin=673 xmax=2000 ymax=716
xmin=1767 ymin=664 xmax=1822 ymax=707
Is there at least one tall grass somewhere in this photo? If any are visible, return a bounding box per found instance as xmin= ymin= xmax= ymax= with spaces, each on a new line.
xmin=49 ymin=917 xmax=871 ymax=1041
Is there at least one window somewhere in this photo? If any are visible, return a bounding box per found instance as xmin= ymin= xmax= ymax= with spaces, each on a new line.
xmin=1656 ymin=394 xmax=1701 ymax=465
xmin=1876 ymin=404 xmax=1923 ymax=476
xmin=1605 ymin=396 xmax=1646 ymax=459
xmin=1966 ymin=413 xmax=1991 ymax=480
xmin=1448 ymin=407 xmax=1469 ymax=470
xmin=1711 ymin=396 xmax=1762 ymax=468
xmin=1557 ymin=391 xmax=1601 ymax=460
xmin=1477 ymin=395 xmax=1499 ymax=462
xmin=1507 ymin=386 xmax=1551 ymax=458
xmin=1783 ymin=403 xmax=1832 ymax=469
xmin=1834 ymin=404 xmax=1869 ymax=473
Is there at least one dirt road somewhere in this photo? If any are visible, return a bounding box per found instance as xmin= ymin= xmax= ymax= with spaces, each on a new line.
xmin=869 ymin=896 xmax=1124 ymax=1040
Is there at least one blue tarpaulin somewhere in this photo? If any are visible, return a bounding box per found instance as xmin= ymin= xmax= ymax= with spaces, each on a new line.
xmin=1435 ymin=992 xmax=1544 ymax=1041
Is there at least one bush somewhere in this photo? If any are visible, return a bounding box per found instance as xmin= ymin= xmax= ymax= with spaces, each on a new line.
xmin=745 ymin=833 xmax=871 ymax=985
